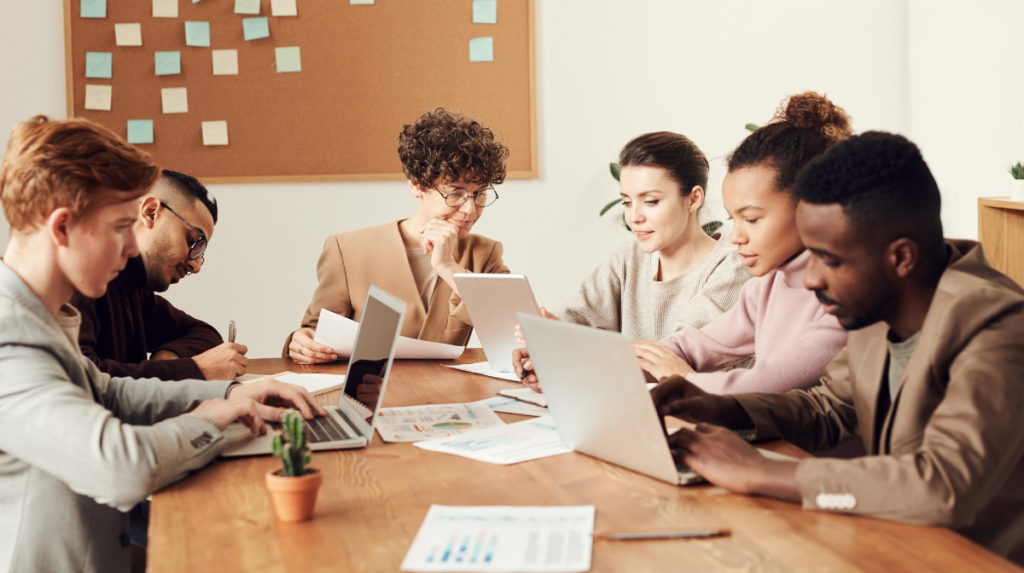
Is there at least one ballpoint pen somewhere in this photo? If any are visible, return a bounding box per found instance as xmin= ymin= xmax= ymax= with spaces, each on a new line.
xmin=228 ymin=320 xmax=236 ymax=343
xmin=593 ymin=528 xmax=731 ymax=540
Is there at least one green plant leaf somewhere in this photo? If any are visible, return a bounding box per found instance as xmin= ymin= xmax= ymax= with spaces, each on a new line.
xmin=702 ymin=221 xmax=723 ymax=236
xmin=599 ymin=198 xmax=621 ymax=216
xmin=610 ymin=162 xmax=621 ymax=181
xmin=745 ymin=123 xmax=758 ymax=133
xmin=1008 ymin=161 xmax=1024 ymax=180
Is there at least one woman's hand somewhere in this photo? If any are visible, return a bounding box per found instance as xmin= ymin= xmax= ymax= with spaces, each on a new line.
xmin=512 ymin=347 xmax=541 ymax=392
xmin=289 ymin=327 xmax=338 ymax=364
xmin=513 ymin=307 xmax=560 ymax=345
xmin=633 ymin=343 xmax=696 ymax=381
xmin=420 ymin=218 xmax=461 ymax=272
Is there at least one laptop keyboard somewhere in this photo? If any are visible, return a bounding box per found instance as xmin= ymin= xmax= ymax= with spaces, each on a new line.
xmin=270 ymin=414 xmax=353 ymax=443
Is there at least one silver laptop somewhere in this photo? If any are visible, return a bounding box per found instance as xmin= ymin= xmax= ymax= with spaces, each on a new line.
xmin=222 ymin=285 xmax=406 ymax=457
xmin=453 ymin=274 xmax=540 ymax=373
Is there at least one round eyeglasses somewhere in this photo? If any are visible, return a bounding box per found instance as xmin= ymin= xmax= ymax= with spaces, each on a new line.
xmin=434 ymin=184 xmax=499 ymax=208
xmin=160 ymin=202 xmax=208 ymax=264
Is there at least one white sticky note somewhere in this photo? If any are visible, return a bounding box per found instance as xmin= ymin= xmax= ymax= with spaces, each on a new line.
xmin=161 ymin=87 xmax=188 ymax=114
xmin=234 ymin=0 xmax=260 ymax=14
xmin=271 ymin=0 xmax=297 ymax=16
xmin=212 ymin=49 xmax=239 ymax=75
xmin=84 ymin=85 xmax=112 ymax=111
xmin=350 ymin=0 xmax=374 ymax=4
xmin=202 ymin=121 xmax=229 ymax=145
xmin=153 ymin=0 xmax=178 ymax=18
xmin=114 ymin=23 xmax=143 ymax=46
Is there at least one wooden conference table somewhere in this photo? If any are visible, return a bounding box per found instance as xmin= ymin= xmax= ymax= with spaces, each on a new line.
xmin=148 ymin=350 xmax=1019 ymax=572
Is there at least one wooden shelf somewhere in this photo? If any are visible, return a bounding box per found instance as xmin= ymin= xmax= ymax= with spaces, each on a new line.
xmin=979 ymin=197 xmax=1024 ymax=211
xmin=978 ymin=198 xmax=1024 ymax=285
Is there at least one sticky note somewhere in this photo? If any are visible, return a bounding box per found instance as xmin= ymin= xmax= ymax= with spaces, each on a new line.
xmin=161 ymin=88 xmax=188 ymax=114
xmin=153 ymin=0 xmax=178 ymax=18
xmin=212 ymin=49 xmax=239 ymax=75
xmin=271 ymin=0 xmax=297 ymax=16
xmin=184 ymin=21 xmax=211 ymax=47
xmin=155 ymin=51 xmax=181 ymax=75
xmin=85 ymin=52 xmax=112 ymax=78
xmin=350 ymin=0 xmax=374 ymax=4
xmin=275 ymin=46 xmax=301 ymax=73
xmin=84 ymin=85 xmax=112 ymax=111
xmin=81 ymin=0 xmax=107 ymax=18
xmin=127 ymin=120 xmax=154 ymax=144
xmin=115 ymin=23 xmax=143 ymax=46
xmin=202 ymin=121 xmax=229 ymax=145
xmin=472 ymin=0 xmax=497 ymax=24
xmin=242 ymin=17 xmax=269 ymax=40
xmin=235 ymin=0 xmax=260 ymax=14
xmin=469 ymin=37 xmax=493 ymax=62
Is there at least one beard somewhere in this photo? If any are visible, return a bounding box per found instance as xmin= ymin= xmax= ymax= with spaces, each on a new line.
xmin=815 ymin=272 xmax=895 ymax=331
xmin=143 ymin=235 xmax=180 ymax=293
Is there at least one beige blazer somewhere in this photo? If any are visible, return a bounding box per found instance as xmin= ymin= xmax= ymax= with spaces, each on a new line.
xmin=286 ymin=220 xmax=509 ymax=354
xmin=733 ymin=240 xmax=1024 ymax=565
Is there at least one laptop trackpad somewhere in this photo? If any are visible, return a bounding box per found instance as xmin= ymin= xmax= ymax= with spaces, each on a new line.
xmin=221 ymin=424 xmax=274 ymax=457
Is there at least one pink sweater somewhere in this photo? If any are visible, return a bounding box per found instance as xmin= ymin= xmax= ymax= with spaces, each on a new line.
xmin=657 ymin=250 xmax=847 ymax=394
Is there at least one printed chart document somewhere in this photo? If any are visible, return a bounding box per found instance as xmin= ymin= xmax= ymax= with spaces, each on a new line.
xmin=447 ymin=361 xmax=520 ymax=382
xmin=315 ymin=309 xmax=463 ymax=360
xmin=414 ymin=416 xmax=571 ymax=465
xmin=475 ymin=397 xmax=548 ymax=417
xmin=401 ymin=505 xmax=595 ymax=573
xmin=375 ymin=403 xmax=505 ymax=442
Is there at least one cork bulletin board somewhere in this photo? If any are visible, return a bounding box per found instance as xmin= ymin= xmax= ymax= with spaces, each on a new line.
xmin=63 ymin=0 xmax=537 ymax=183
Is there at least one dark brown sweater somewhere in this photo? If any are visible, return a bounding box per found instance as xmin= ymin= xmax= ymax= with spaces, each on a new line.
xmin=69 ymin=256 xmax=222 ymax=380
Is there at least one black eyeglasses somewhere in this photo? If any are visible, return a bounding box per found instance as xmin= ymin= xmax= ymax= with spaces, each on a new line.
xmin=160 ymin=202 xmax=208 ymax=264
xmin=434 ymin=184 xmax=498 ymax=208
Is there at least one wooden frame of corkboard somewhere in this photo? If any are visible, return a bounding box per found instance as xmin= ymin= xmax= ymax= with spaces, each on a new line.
xmin=63 ymin=0 xmax=537 ymax=184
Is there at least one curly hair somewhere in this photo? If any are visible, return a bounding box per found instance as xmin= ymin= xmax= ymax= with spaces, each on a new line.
xmin=398 ymin=108 xmax=509 ymax=190
xmin=728 ymin=92 xmax=853 ymax=193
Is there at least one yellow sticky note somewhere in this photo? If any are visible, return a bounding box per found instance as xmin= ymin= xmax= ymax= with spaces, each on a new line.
xmin=114 ymin=23 xmax=142 ymax=46
xmin=202 ymin=121 xmax=229 ymax=145
xmin=153 ymin=0 xmax=178 ymax=18
xmin=271 ymin=0 xmax=298 ymax=16
xmin=212 ymin=50 xmax=239 ymax=75
xmin=84 ymin=85 xmax=112 ymax=111
xmin=161 ymin=88 xmax=188 ymax=114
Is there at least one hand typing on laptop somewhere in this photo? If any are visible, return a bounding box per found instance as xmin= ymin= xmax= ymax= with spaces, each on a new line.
xmin=188 ymin=379 xmax=327 ymax=434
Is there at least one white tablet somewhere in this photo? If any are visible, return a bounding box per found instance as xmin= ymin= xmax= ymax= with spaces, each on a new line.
xmin=453 ymin=274 xmax=540 ymax=373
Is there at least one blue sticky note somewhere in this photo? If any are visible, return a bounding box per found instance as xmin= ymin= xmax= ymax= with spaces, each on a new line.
xmin=155 ymin=51 xmax=181 ymax=75
xmin=235 ymin=0 xmax=260 ymax=15
xmin=469 ymin=37 xmax=493 ymax=62
xmin=275 ymin=46 xmax=301 ymax=73
xmin=127 ymin=120 xmax=154 ymax=144
xmin=85 ymin=52 xmax=112 ymax=78
xmin=185 ymin=21 xmax=210 ymax=47
xmin=81 ymin=0 xmax=107 ymax=18
xmin=192 ymin=0 xmax=203 ymax=3
xmin=242 ymin=17 xmax=270 ymax=41
xmin=472 ymin=0 xmax=497 ymax=24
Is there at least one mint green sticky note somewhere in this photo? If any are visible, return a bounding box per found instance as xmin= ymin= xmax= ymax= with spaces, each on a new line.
xmin=275 ymin=46 xmax=301 ymax=73
xmin=85 ymin=52 xmax=112 ymax=78
xmin=472 ymin=0 xmax=497 ymax=24
xmin=185 ymin=21 xmax=210 ymax=47
xmin=242 ymin=17 xmax=270 ymax=41
xmin=469 ymin=37 xmax=493 ymax=62
xmin=192 ymin=0 xmax=203 ymax=3
xmin=235 ymin=0 xmax=260 ymax=14
xmin=81 ymin=0 xmax=107 ymax=18
xmin=127 ymin=120 xmax=154 ymax=144
xmin=155 ymin=51 xmax=181 ymax=75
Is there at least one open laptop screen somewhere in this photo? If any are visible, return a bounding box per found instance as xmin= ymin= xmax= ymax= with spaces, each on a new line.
xmin=341 ymin=292 xmax=402 ymax=423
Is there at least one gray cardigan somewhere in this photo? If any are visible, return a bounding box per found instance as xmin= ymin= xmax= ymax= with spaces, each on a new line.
xmin=0 ymin=261 xmax=232 ymax=573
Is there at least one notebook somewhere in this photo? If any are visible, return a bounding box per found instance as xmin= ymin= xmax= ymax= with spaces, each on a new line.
xmin=234 ymin=371 xmax=348 ymax=396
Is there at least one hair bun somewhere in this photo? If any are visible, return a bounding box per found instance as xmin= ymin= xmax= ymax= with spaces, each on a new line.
xmin=774 ymin=92 xmax=852 ymax=143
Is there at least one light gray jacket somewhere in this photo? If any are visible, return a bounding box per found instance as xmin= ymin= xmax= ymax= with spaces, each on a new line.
xmin=0 ymin=261 xmax=232 ymax=573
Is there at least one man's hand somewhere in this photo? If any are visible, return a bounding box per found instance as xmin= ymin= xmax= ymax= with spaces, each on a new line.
xmin=634 ymin=343 xmax=695 ymax=380
xmin=151 ymin=349 xmax=180 ymax=361
xmin=193 ymin=342 xmax=250 ymax=380
xmin=355 ymin=374 xmax=384 ymax=408
xmin=649 ymin=375 xmax=753 ymax=428
xmin=228 ymin=379 xmax=328 ymax=422
xmin=188 ymin=398 xmax=267 ymax=434
xmin=289 ymin=327 xmax=338 ymax=365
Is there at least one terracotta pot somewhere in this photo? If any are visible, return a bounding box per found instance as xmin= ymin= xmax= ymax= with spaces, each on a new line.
xmin=265 ymin=467 xmax=323 ymax=522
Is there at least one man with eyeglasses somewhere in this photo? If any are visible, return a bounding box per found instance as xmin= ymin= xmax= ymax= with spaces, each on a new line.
xmin=70 ymin=170 xmax=249 ymax=381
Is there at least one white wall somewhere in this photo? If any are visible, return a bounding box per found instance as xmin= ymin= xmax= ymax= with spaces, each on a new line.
xmin=1 ymin=1 xmax=920 ymax=358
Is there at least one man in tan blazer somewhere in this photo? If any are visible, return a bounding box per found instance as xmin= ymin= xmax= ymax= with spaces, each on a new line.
xmin=651 ymin=132 xmax=1024 ymax=565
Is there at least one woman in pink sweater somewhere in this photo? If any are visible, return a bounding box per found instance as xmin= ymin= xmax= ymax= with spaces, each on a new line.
xmin=633 ymin=92 xmax=851 ymax=394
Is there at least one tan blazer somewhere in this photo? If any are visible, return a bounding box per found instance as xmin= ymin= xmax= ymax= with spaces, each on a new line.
xmin=733 ymin=240 xmax=1024 ymax=565
xmin=285 ymin=220 xmax=509 ymax=354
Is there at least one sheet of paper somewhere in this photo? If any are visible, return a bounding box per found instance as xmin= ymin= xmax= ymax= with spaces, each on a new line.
xmin=185 ymin=21 xmax=210 ymax=47
xmin=161 ymin=87 xmax=188 ymax=114
xmin=469 ymin=37 xmax=494 ymax=62
xmin=271 ymin=0 xmax=298 ymax=16
xmin=84 ymin=85 xmax=112 ymax=111
xmin=274 ymin=372 xmax=347 ymax=396
xmin=375 ymin=402 xmax=505 ymax=442
xmin=414 ymin=416 xmax=571 ymax=465
xmin=472 ymin=0 xmax=497 ymax=24
xmin=154 ymin=51 xmax=181 ymax=75
xmin=234 ymin=0 xmax=260 ymax=14
xmin=314 ymin=309 xmax=464 ymax=360
xmin=475 ymin=397 xmax=548 ymax=417
xmin=202 ymin=121 xmax=228 ymax=145
xmin=81 ymin=0 xmax=107 ymax=18
xmin=446 ymin=362 xmax=520 ymax=382
xmin=275 ymin=46 xmax=301 ymax=73
xmin=115 ymin=23 xmax=142 ymax=46
xmin=127 ymin=120 xmax=153 ymax=144
xmin=401 ymin=505 xmax=594 ymax=573
xmin=153 ymin=0 xmax=178 ymax=18
xmin=243 ymin=17 xmax=270 ymax=40
xmin=212 ymin=49 xmax=239 ymax=75
xmin=85 ymin=52 xmax=112 ymax=79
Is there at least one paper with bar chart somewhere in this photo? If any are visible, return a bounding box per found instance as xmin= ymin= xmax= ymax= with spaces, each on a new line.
xmin=413 ymin=416 xmax=571 ymax=465
xmin=375 ymin=403 xmax=505 ymax=442
xmin=401 ymin=505 xmax=595 ymax=573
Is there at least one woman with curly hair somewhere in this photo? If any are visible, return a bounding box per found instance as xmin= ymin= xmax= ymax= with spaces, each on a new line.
xmin=285 ymin=108 xmax=510 ymax=363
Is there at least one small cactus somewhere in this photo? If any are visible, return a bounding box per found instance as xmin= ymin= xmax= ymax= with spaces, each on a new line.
xmin=271 ymin=410 xmax=312 ymax=477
